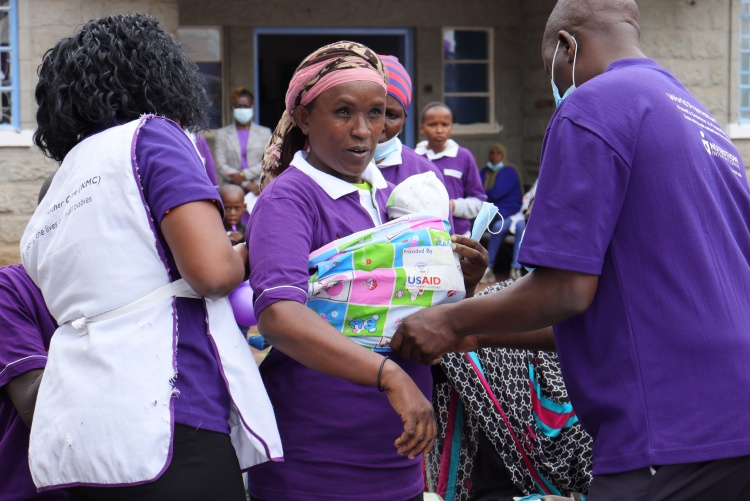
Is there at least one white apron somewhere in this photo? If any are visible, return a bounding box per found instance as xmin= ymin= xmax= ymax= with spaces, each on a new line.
xmin=20 ymin=117 xmax=282 ymax=489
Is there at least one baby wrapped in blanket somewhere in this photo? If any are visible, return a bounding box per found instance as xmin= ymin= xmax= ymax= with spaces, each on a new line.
xmin=307 ymin=171 xmax=467 ymax=352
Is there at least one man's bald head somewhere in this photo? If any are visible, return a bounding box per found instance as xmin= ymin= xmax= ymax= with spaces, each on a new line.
xmin=543 ymin=0 xmax=641 ymax=53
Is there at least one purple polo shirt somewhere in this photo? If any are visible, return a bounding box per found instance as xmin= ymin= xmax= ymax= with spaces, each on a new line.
xmin=519 ymin=58 xmax=750 ymax=474
xmin=418 ymin=145 xmax=487 ymax=235
xmin=136 ymin=118 xmax=230 ymax=434
xmin=0 ymin=265 xmax=66 ymax=501
xmin=378 ymin=144 xmax=455 ymax=231
xmin=247 ymin=152 xmax=432 ymax=500
xmin=378 ymin=143 xmax=447 ymax=186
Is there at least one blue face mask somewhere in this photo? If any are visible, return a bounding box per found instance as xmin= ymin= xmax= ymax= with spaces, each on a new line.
xmin=486 ymin=161 xmax=504 ymax=172
xmin=471 ymin=202 xmax=501 ymax=242
xmin=233 ymin=107 xmax=254 ymax=125
xmin=374 ymin=135 xmax=400 ymax=163
xmin=551 ymin=37 xmax=578 ymax=108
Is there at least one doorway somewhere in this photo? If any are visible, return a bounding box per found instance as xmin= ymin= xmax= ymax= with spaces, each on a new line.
xmin=254 ymin=28 xmax=415 ymax=146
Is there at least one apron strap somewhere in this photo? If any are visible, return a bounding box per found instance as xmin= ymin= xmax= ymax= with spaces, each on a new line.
xmin=70 ymin=279 xmax=201 ymax=334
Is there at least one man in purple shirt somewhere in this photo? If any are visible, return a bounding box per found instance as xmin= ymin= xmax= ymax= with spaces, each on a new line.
xmin=0 ymin=264 xmax=66 ymax=501
xmin=392 ymin=1 xmax=750 ymax=499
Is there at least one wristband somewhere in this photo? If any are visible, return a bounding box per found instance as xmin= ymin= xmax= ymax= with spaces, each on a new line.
xmin=377 ymin=356 xmax=390 ymax=392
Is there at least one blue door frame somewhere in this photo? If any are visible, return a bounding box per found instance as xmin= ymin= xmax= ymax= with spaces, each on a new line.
xmin=254 ymin=27 xmax=416 ymax=147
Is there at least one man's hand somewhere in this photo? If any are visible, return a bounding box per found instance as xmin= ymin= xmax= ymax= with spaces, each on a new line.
xmin=451 ymin=234 xmax=488 ymax=298
xmin=391 ymin=303 xmax=459 ymax=365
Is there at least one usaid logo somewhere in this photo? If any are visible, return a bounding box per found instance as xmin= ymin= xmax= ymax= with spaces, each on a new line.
xmin=407 ymin=261 xmax=442 ymax=285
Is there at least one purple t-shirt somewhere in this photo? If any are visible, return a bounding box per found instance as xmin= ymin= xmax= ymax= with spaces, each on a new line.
xmin=519 ymin=58 xmax=750 ymax=474
xmin=247 ymin=157 xmax=432 ymax=500
xmin=420 ymin=146 xmax=487 ymax=235
xmin=0 ymin=265 xmax=66 ymax=501
xmin=136 ymin=118 xmax=230 ymax=434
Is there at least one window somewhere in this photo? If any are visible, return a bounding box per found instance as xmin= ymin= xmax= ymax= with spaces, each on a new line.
xmin=0 ymin=0 xmax=19 ymax=130
xmin=442 ymin=27 xmax=496 ymax=132
xmin=178 ymin=27 xmax=223 ymax=129
xmin=740 ymin=1 xmax=750 ymax=122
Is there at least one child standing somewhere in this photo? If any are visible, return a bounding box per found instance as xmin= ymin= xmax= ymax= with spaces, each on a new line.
xmin=219 ymin=184 xmax=247 ymax=245
xmin=415 ymin=102 xmax=487 ymax=236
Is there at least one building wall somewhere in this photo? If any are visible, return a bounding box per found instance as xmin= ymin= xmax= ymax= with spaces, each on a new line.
xmin=179 ymin=0 xmax=527 ymax=175
xmin=0 ymin=0 xmax=179 ymax=265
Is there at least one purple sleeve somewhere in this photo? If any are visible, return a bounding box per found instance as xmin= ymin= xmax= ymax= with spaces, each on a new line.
xmin=247 ymin=191 xmax=312 ymax=317
xmin=196 ymin=134 xmax=219 ymax=187
xmin=136 ymin=118 xmax=222 ymax=225
xmin=461 ymin=148 xmax=488 ymax=201
xmin=518 ymin=117 xmax=630 ymax=274
xmin=0 ymin=267 xmax=55 ymax=388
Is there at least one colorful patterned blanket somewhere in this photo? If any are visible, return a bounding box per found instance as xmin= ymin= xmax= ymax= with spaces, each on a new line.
xmin=307 ymin=214 xmax=466 ymax=352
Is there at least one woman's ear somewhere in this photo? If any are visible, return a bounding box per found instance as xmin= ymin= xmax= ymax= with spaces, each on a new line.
xmin=294 ymin=106 xmax=311 ymax=136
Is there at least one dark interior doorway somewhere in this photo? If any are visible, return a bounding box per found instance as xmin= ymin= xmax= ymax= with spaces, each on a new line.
xmin=255 ymin=30 xmax=414 ymax=146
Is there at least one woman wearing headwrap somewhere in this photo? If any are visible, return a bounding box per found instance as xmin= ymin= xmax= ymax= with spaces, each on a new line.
xmin=248 ymin=41 xmax=436 ymax=501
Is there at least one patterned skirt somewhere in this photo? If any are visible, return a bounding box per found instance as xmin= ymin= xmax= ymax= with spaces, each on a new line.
xmin=426 ymin=281 xmax=593 ymax=501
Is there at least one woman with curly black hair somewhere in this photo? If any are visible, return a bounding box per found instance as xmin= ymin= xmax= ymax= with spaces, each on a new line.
xmin=21 ymin=13 xmax=282 ymax=500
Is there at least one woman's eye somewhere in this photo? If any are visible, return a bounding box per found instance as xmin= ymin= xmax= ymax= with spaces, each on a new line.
xmin=335 ymin=108 xmax=350 ymax=116
xmin=386 ymin=112 xmax=398 ymax=120
xmin=369 ymin=108 xmax=383 ymax=117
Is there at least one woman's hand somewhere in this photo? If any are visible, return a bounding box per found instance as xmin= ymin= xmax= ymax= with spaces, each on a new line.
xmin=379 ymin=360 xmax=436 ymax=460
xmin=451 ymin=234 xmax=489 ymax=298
xmin=228 ymin=172 xmax=245 ymax=185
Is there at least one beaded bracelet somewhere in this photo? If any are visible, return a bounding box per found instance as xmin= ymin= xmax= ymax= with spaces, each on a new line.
xmin=377 ymin=356 xmax=391 ymax=392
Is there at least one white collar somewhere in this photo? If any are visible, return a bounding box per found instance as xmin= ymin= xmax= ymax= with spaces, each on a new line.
xmin=290 ymin=150 xmax=388 ymax=200
xmin=415 ymin=139 xmax=459 ymax=160
xmin=375 ymin=138 xmax=404 ymax=168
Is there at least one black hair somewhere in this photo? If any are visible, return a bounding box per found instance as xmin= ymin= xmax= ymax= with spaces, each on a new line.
xmin=230 ymin=86 xmax=255 ymax=106
xmin=34 ymin=13 xmax=210 ymax=162
xmin=419 ymin=101 xmax=452 ymax=123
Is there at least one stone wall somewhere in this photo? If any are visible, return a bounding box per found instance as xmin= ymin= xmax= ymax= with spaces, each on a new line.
xmin=0 ymin=0 xmax=179 ymax=265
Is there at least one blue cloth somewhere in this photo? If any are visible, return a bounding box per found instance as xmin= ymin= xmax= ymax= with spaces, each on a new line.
xmin=480 ymin=165 xmax=522 ymax=220
xmin=481 ymin=166 xmax=522 ymax=267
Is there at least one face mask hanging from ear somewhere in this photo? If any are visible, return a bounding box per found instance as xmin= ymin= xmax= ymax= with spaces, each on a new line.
xmin=551 ymin=36 xmax=578 ymax=108
xmin=470 ymin=202 xmax=502 ymax=242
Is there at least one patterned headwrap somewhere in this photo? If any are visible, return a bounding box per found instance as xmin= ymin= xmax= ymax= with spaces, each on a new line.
xmin=260 ymin=41 xmax=388 ymax=187
xmin=380 ymin=55 xmax=412 ymax=116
